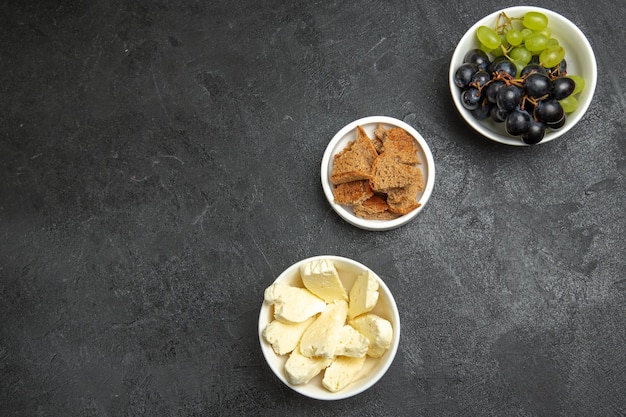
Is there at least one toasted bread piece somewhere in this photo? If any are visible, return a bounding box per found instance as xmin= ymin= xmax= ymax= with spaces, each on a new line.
xmin=374 ymin=124 xmax=388 ymax=142
xmin=353 ymin=195 xmax=400 ymax=220
xmin=330 ymin=126 xmax=379 ymax=185
xmin=386 ymin=167 xmax=424 ymax=215
xmin=387 ymin=190 xmax=421 ymax=215
xmin=382 ymin=127 xmax=421 ymax=165
xmin=370 ymin=153 xmax=418 ymax=192
xmin=333 ymin=180 xmax=374 ymax=206
xmin=372 ymin=124 xmax=387 ymax=154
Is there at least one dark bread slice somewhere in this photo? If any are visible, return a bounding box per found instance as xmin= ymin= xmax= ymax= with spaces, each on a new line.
xmin=330 ymin=126 xmax=379 ymax=185
xmin=372 ymin=124 xmax=386 ymax=154
xmin=386 ymin=168 xmax=424 ymax=215
xmin=370 ymin=153 xmax=418 ymax=192
xmin=382 ymin=127 xmax=421 ymax=165
xmin=354 ymin=195 xmax=400 ymax=220
xmin=333 ymin=180 xmax=374 ymax=205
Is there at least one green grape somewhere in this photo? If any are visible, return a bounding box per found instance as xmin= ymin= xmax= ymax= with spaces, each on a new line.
xmin=510 ymin=46 xmax=532 ymax=65
xmin=547 ymin=38 xmax=559 ymax=47
xmin=559 ymin=95 xmax=578 ymax=113
xmin=540 ymin=45 xmax=565 ymax=67
xmin=491 ymin=45 xmax=504 ymax=57
xmin=568 ymin=75 xmax=586 ymax=95
xmin=523 ymin=11 xmax=548 ymax=31
xmin=537 ymin=28 xmax=551 ymax=39
xmin=513 ymin=60 xmax=526 ymax=77
xmin=506 ymin=29 xmax=524 ymax=46
xmin=521 ymin=28 xmax=533 ymax=40
xmin=525 ymin=32 xmax=549 ymax=52
xmin=500 ymin=34 xmax=509 ymax=48
xmin=479 ymin=43 xmax=493 ymax=54
xmin=477 ymin=25 xmax=501 ymax=50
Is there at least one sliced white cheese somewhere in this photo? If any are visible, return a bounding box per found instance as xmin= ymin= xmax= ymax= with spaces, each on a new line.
xmin=322 ymin=356 xmax=366 ymax=393
xmin=299 ymin=259 xmax=348 ymax=303
xmin=349 ymin=313 xmax=393 ymax=358
xmin=299 ymin=300 xmax=349 ymax=359
xmin=262 ymin=316 xmax=315 ymax=355
xmin=333 ymin=325 xmax=369 ymax=358
xmin=264 ymin=283 xmax=326 ymax=323
xmin=284 ymin=344 xmax=332 ymax=385
xmin=348 ymin=270 xmax=379 ymax=319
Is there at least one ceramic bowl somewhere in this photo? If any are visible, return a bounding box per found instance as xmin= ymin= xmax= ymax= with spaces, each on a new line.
xmin=449 ymin=6 xmax=597 ymax=146
xmin=320 ymin=116 xmax=435 ymax=231
xmin=258 ymin=255 xmax=400 ymax=400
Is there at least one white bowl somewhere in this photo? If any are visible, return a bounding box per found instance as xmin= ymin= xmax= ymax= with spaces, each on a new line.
xmin=449 ymin=6 xmax=597 ymax=146
xmin=320 ymin=116 xmax=435 ymax=231
xmin=258 ymin=255 xmax=400 ymax=400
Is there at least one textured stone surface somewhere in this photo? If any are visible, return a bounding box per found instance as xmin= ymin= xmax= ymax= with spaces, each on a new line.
xmin=1 ymin=1 xmax=625 ymax=416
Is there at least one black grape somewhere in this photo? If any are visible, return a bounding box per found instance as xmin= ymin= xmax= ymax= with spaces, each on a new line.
xmin=496 ymin=85 xmax=523 ymax=112
xmin=488 ymin=55 xmax=508 ymax=73
xmin=549 ymin=59 xmax=567 ymax=77
xmin=454 ymin=63 xmax=479 ymax=88
xmin=552 ymin=77 xmax=576 ymax=100
xmin=471 ymin=98 xmax=493 ymax=120
xmin=485 ymin=80 xmax=505 ymax=103
xmin=505 ymin=109 xmax=531 ymax=136
xmin=546 ymin=114 xmax=566 ymax=130
xmin=491 ymin=106 xmax=508 ymax=123
xmin=491 ymin=59 xmax=517 ymax=78
xmin=461 ymin=87 xmax=482 ymax=110
xmin=471 ymin=70 xmax=491 ymax=88
xmin=521 ymin=64 xmax=548 ymax=77
xmin=464 ymin=49 xmax=491 ymax=71
xmin=535 ymin=99 xmax=564 ymax=123
xmin=524 ymin=73 xmax=552 ymax=98
xmin=522 ymin=119 xmax=546 ymax=144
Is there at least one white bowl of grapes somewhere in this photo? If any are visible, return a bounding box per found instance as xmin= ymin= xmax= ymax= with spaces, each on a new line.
xmin=449 ymin=6 xmax=597 ymax=145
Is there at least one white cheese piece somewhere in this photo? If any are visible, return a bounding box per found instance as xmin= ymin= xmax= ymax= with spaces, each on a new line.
xmin=299 ymin=300 xmax=349 ymax=358
xmin=299 ymin=259 xmax=348 ymax=303
xmin=333 ymin=325 xmax=369 ymax=358
xmin=349 ymin=313 xmax=393 ymax=358
xmin=284 ymin=344 xmax=332 ymax=385
xmin=262 ymin=316 xmax=315 ymax=355
xmin=322 ymin=356 xmax=366 ymax=393
xmin=348 ymin=270 xmax=380 ymax=319
xmin=264 ymin=283 xmax=326 ymax=323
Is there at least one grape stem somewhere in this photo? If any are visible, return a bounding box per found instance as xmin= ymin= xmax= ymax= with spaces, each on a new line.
xmin=494 ymin=12 xmax=521 ymax=35
xmin=522 ymin=95 xmax=548 ymax=122
xmin=480 ymin=71 xmax=524 ymax=89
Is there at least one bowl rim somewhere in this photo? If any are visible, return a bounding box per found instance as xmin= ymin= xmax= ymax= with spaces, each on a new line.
xmin=258 ymin=255 xmax=401 ymax=400
xmin=320 ymin=116 xmax=435 ymax=231
xmin=449 ymin=5 xmax=597 ymax=146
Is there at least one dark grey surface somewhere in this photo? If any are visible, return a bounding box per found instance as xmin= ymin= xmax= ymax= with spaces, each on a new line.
xmin=1 ymin=0 xmax=625 ymax=416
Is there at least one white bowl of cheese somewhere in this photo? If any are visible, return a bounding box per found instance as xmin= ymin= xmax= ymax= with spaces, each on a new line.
xmin=258 ymin=255 xmax=400 ymax=400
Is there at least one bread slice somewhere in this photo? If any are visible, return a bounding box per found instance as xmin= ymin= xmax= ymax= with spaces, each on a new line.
xmin=353 ymin=195 xmax=400 ymax=220
xmin=333 ymin=180 xmax=374 ymax=206
xmin=374 ymin=124 xmax=388 ymax=142
xmin=372 ymin=124 xmax=387 ymax=154
xmin=382 ymin=127 xmax=421 ymax=165
xmin=370 ymin=153 xmax=418 ymax=192
xmin=386 ymin=168 xmax=424 ymax=215
xmin=387 ymin=189 xmax=422 ymax=215
xmin=330 ymin=126 xmax=378 ymax=185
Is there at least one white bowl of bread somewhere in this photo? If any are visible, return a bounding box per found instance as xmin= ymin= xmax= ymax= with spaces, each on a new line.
xmin=321 ymin=116 xmax=435 ymax=231
xmin=258 ymin=255 xmax=400 ymax=400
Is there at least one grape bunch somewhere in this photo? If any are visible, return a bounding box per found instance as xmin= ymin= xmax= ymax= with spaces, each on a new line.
xmin=454 ymin=11 xmax=586 ymax=144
